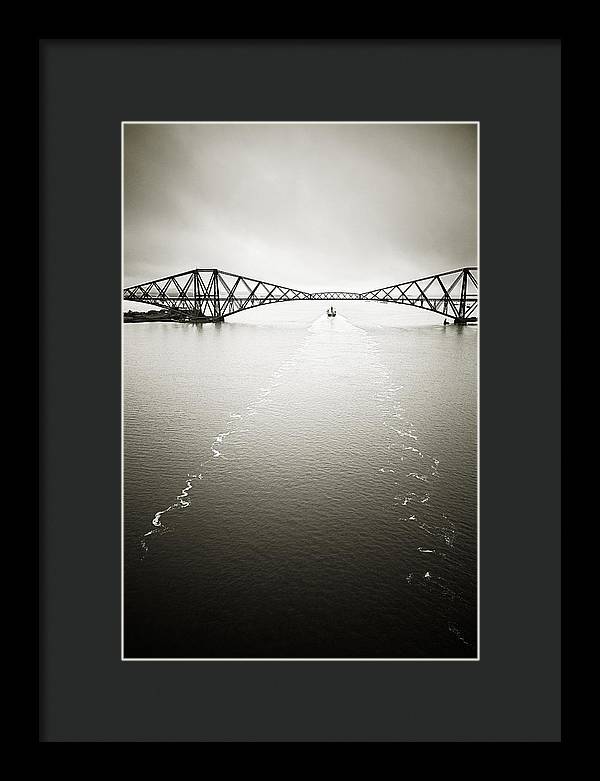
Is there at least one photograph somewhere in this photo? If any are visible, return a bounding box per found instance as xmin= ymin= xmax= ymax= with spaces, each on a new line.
xmin=122 ymin=122 xmax=479 ymax=660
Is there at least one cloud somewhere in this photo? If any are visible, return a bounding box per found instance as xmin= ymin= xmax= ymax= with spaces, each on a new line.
xmin=124 ymin=123 xmax=477 ymax=291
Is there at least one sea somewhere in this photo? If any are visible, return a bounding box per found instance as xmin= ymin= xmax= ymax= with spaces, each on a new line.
xmin=123 ymin=302 xmax=478 ymax=658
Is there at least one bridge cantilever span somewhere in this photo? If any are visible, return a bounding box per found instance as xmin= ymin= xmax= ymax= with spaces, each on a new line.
xmin=123 ymin=267 xmax=478 ymax=324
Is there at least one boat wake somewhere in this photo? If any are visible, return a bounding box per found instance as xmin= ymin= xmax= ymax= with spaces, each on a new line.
xmin=139 ymin=320 xmax=326 ymax=557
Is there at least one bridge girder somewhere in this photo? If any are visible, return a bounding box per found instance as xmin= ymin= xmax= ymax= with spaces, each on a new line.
xmin=123 ymin=267 xmax=478 ymax=323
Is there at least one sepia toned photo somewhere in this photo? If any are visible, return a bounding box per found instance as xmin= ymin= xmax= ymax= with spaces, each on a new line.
xmin=122 ymin=122 xmax=479 ymax=660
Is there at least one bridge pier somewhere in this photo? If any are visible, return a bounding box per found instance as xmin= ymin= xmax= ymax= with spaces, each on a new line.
xmin=453 ymin=317 xmax=477 ymax=325
xmin=187 ymin=315 xmax=224 ymax=323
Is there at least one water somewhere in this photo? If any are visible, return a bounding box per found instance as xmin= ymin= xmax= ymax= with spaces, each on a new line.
xmin=124 ymin=303 xmax=477 ymax=658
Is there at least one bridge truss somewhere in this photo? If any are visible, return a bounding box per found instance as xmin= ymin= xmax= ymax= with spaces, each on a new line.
xmin=123 ymin=267 xmax=478 ymax=323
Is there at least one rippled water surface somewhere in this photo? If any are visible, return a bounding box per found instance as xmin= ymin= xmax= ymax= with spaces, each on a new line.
xmin=124 ymin=303 xmax=477 ymax=658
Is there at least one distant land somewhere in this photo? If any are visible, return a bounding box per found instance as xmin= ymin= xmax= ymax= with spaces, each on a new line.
xmin=123 ymin=310 xmax=184 ymax=323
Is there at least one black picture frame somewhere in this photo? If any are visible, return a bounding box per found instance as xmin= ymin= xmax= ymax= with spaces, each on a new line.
xmin=39 ymin=38 xmax=562 ymax=742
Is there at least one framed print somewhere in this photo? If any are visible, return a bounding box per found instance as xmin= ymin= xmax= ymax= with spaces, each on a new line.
xmin=122 ymin=120 xmax=479 ymax=662
xmin=39 ymin=38 xmax=561 ymax=742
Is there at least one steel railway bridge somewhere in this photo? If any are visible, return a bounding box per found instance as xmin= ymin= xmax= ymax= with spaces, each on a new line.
xmin=124 ymin=267 xmax=478 ymax=324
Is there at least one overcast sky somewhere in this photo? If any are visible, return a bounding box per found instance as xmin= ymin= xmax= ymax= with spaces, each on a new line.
xmin=124 ymin=123 xmax=477 ymax=292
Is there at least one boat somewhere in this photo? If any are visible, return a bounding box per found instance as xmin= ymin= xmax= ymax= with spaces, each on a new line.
xmin=327 ymin=306 xmax=336 ymax=317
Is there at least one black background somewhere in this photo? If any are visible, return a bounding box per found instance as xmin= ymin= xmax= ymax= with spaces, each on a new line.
xmin=39 ymin=39 xmax=561 ymax=741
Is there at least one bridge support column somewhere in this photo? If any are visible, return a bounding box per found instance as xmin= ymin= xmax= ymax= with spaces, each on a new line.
xmin=187 ymin=315 xmax=224 ymax=323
